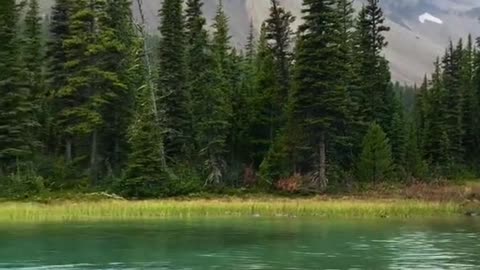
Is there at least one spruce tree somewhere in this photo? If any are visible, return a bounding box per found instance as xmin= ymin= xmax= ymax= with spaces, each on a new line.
xmin=101 ymin=0 xmax=137 ymax=172
xmin=415 ymin=75 xmax=430 ymax=154
xmin=405 ymin=122 xmax=426 ymax=179
xmin=332 ymin=0 xmax=357 ymax=170
xmin=245 ymin=20 xmax=256 ymax=60
xmin=157 ymin=0 xmax=191 ymax=161
xmin=124 ymin=81 xmax=167 ymax=198
xmin=354 ymin=0 xmax=393 ymax=131
xmin=389 ymin=93 xmax=407 ymax=168
xmin=184 ymin=0 xmax=210 ymax=159
xmin=264 ymin=0 xmax=295 ymax=99
xmin=45 ymin=0 xmax=72 ymax=155
xmin=471 ymin=39 xmax=480 ymax=167
xmin=196 ymin=0 xmax=232 ymax=185
xmin=291 ymin=0 xmax=347 ymax=189
xmin=356 ymin=123 xmax=393 ymax=183
xmin=254 ymin=0 xmax=296 ymax=170
xmin=442 ymin=40 xmax=464 ymax=163
xmin=211 ymin=0 xmax=230 ymax=72
xmin=23 ymin=0 xmax=44 ymax=99
xmin=0 ymin=0 xmax=34 ymax=170
xmin=57 ymin=0 xmax=128 ymax=177
xmin=250 ymin=24 xmax=278 ymax=167
xmin=424 ymin=58 xmax=449 ymax=165
xmin=21 ymin=0 xmax=45 ymax=154
xmin=461 ymin=35 xmax=478 ymax=163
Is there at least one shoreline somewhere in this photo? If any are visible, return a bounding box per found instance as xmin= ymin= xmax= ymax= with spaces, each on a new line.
xmin=0 ymin=198 xmax=472 ymax=223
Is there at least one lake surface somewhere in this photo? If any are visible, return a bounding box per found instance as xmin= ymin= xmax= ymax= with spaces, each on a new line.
xmin=0 ymin=218 xmax=479 ymax=270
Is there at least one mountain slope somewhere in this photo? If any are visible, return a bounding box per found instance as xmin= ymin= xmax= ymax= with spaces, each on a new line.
xmin=40 ymin=0 xmax=480 ymax=84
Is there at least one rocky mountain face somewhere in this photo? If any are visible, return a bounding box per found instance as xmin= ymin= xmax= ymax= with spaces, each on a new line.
xmin=41 ymin=0 xmax=480 ymax=84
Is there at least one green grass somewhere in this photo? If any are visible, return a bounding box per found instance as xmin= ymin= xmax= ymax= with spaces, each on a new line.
xmin=0 ymin=198 xmax=464 ymax=223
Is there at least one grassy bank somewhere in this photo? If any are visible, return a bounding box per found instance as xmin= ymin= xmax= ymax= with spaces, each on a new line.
xmin=0 ymin=198 xmax=466 ymax=223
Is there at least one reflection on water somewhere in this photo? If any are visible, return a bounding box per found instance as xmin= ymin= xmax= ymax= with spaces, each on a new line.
xmin=0 ymin=218 xmax=478 ymax=270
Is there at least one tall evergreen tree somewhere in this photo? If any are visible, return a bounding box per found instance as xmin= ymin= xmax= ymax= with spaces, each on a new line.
xmin=264 ymin=0 xmax=295 ymax=99
xmin=245 ymin=20 xmax=256 ymax=60
xmin=332 ymin=0 xmax=357 ymax=170
xmin=56 ymin=0 xmax=128 ymax=178
xmin=291 ymin=0 xmax=347 ymax=189
xmin=471 ymin=38 xmax=480 ymax=167
xmin=415 ymin=75 xmax=429 ymax=154
xmin=157 ymin=0 xmax=191 ymax=161
xmin=101 ymin=0 xmax=138 ymax=172
xmin=0 ymin=0 xmax=35 ymax=170
xmin=389 ymin=93 xmax=407 ymax=168
xmin=45 ymin=0 xmax=72 ymax=156
xmin=250 ymin=24 xmax=278 ymax=167
xmin=461 ymin=35 xmax=478 ymax=163
xmin=185 ymin=0 xmax=210 ymax=163
xmin=354 ymin=0 xmax=392 ymax=131
xmin=442 ymin=40 xmax=464 ymax=162
xmin=124 ymin=82 xmax=167 ymax=198
xmin=23 ymin=0 xmax=44 ymax=99
xmin=211 ymin=0 xmax=230 ymax=72
xmin=424 ymin=58 xmax=450 ymax=166
xmin=255 ymin=0 xmax=296 ymax=171
xmin=20 ymin=0 xmax=43 ymax=153
xmin=197 ymin=0 xmax=232 ymax=185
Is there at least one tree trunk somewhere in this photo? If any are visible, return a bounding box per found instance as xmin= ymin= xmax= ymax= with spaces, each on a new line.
xmin=113 ymin=112 xmax=120 ymax=170
xmin=90 ymin=130 xmax=98 ymax=180
xmin=65 ymin=138 xmax=72 ymax=162
xmin=318 ymin=131 xmax=328 ymax=190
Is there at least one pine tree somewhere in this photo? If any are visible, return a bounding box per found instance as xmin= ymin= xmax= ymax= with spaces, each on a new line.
xmin=0 ymin=0 xmax=35 ymax=170
xmin=23 ymin=0 xmax=44 ymax=99
xmin=424 ymin=58 xmax=449 ymax=165
xmin=405 ymin=122 xmax=426 ymax=179
xmin=101 ymin=0 xmax=138 ymax=172
xmin=442 ymin=40 xmax=464 ymax=162
xmin=415 ymin=75 xmax=429 ymax=154
xmin=471 ymin=38 xmax=480 ymax=167
xmin=354 ymin=0 xmax=392 ymax=131
xmin=254 ymin=0 xmax=296 ymax=171
xmin=461 ymin=35 xmax=478 ymax=163
xmin=21 ymin=0 xmax=45 ymax=155
xmin=332 ymin=0 xmax=357 ymax=170
xmin=196 ymin=0 xmax=232 ymax=185
xmin=291 ymin=0 xmax=347 ymax=189
xmin=245 ymin=20 xmax=256 ymax=60
xmin=57 ymin=0 xmax=128 ymax=178
xmin=250 ymin=24 xmax=278 ymax=167
xmin=124 ymin=0 xmax=168 ymax=198
xmin=356 ymin=123 xmax=393 ymax=183
xmin=157 ymin=0 xmax=191 ymax=161
xmin=124 ymin=83 xmax=167 ymax=198
xmin=184 ymin=0 xmax=211 ymax=159
xmin=45 ymin=0 xmax=72 ymax=155
xmin=264 ymin=0 xmax=295 ymax=99
xmin=389 ymin=93 xmax=407 ymax=168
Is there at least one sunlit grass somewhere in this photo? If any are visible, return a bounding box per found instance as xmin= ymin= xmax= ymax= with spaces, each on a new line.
xmin=0 ymin=198 xmax=463 ymax=223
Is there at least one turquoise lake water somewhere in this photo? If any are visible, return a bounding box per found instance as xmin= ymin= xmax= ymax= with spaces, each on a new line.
xmin=0 ymin=218 xmax=479 ymax=269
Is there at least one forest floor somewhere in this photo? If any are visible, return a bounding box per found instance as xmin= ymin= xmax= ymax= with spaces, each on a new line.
xmin=0 ymin=181 xmax=478 ymax=223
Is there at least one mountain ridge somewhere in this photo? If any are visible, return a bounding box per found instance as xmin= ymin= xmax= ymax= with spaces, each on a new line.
xmin=40 ymin=0 xmax=480 ymax=84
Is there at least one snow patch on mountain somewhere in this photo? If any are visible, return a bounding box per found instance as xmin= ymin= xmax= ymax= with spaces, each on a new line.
xmin=419 ymin=12 xmax=443 ymax=24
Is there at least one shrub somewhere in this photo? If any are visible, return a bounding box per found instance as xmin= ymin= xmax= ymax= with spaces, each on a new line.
xmin=275 ymin=174 xmax=303 ymax=193
xmin=0 ymin=163 xmax=47 ymax=199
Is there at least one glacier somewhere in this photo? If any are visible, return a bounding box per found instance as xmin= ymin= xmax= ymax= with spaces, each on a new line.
xmin=419 ymin=12 xmax=444 ymax=24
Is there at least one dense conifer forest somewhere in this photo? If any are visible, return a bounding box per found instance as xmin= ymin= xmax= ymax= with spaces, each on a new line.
xmin=0 ymin=0 xmax=478 ymax=199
